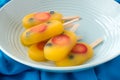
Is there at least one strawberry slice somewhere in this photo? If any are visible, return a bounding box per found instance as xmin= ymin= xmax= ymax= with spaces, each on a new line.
xmin=37 ymin=41 xmax=47 ymax=50
xmin=71 ymin=43 xmax=87 ymax=54
xmin=34 ymin=12 xmax=51 ymax=21
xmin=30 ymin=25 xmax=47 ymax=33
xmin=52 ymin=34 xmax=70 ymax=45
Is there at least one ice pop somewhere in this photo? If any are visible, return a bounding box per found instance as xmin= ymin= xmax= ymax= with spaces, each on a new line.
xmin=22 ymin=11 xmax=79 ymax=28
xmin=21 ymin=18 xmax=79 ymax=46
xmin=44 ymin=24 xmax=79 ymax=61
xmin=28 ymin=41 xmax=47 ymax=61
xmin=28 ymin=24 xmax=80 ymax=62
xmin=55 ymin=38 xmax=103 ymax=66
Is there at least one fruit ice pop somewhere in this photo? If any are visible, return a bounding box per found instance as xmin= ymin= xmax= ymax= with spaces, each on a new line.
xmin=55 ymin=38 xmax=103 ymax=66
xmin=21 ymin=20 xmax=64 ymax=46
xmin=21 ymin=18 xmax=79 ymax=46
xmin=28 ymin=24 xmax=80 ymax=62
xmin=44 ymin=23 xmax=79 ymax=61
xmin=28 ymin=41 xmax=47 ymax=61
xmin=22 ymin=11 xmax=79 ymax=28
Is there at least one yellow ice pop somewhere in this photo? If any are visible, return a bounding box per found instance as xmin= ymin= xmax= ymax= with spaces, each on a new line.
xmin=21 ymin=18 xmax=79 ymax=46
xmin=44 ymin=29 xmax=78 ymax=61
xmin=28 ymin=24 xmax=80 ymax=62
xmin=55 ymin=38 xmax=103 ymax=66
xmin=21 ymin=20 xmax=63 ymax=46
xmin=22 ymin=11 xmax=79 ymax=28
xmin=28 ymin=41 xmax=47 ymax=61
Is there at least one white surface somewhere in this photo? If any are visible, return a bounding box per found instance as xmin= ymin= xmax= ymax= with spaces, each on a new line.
xmin=0 ymin=0 xmax=120 ymax=72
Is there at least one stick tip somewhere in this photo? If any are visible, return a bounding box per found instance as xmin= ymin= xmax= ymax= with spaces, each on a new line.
xmin=90 ymin=38 xmax=104 ymax=48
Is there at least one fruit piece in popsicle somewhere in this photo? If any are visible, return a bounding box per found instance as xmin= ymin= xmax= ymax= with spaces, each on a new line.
xmin=55 ymin=38 xmax=103 ymax=66
xmin=22 ymin=11 xmax=79 ymax=28
xmin=28 ymin=41 xmax=47 ymax=61
xmin=21 ymin=18 xmax=79 ymax=46
xmin=44 ymin=30 xmax=78 ymax=61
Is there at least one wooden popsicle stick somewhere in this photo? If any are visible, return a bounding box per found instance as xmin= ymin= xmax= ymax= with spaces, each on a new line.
xmin=63 ymin=18 xmax=80 ymax=27
xmin=69 ymin=24 xmax=82 ymax=40
xmin=70 ymin=24 xmax=79 ymax=32
xmin=90 ymin=38 xmax=103 ymax=48
xmin=62 ymin=16 xmax=80 ymax=20
xmin=64 ymin=23 xmax=74 ymax=28
xmin=77 ymin=36 xmax=82 ymax=40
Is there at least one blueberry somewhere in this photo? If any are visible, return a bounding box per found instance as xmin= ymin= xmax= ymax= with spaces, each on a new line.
xmin=26 ymin=31 xmax=31 ymax=37
xmin=69 ymin=55 xmax=74 ymax=59
xmin=46 ymin=43 xmax=52 ymax=46
xmin=50 ymin=11 xmax=55 ymax=14
xmin=29 ymin=18 xmax=34 ymax=22
xmin=47 ymin=21 xmax=51 ymax=24
xmin=62 ymin=31 xmax=65 ymax=34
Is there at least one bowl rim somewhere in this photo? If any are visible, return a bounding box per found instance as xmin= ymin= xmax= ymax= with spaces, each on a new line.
xmin=1 ymin=46 xmax=120 ymax=72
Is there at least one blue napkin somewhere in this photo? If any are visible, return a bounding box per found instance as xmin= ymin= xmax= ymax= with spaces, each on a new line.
xmin=0 ymin=0 xmax=120 ymax=80
xmin=116 ymin=0 xmax=120 ymax=3
xmin=0 ymin=0 xmax=9 ymax=7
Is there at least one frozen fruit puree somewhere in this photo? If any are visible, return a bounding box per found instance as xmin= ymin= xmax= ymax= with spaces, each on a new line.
xmin=55 ymin=42 xmax=94 ymax=66
xmin=22 ymin=11 xmax=63 ymax=28
xmin=28 ymin=41 xmax=47 ymax=61
xmin=44 ymin=30 xmax=77 ymax=61
xmin=21 ymin=20 xmax=64 ymax=46
xmin=19 ymin=11 xmax=97 ymax=67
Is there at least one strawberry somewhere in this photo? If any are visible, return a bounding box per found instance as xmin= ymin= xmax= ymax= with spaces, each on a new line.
xmin=30 ymin=25 xmax=47 ymax=33
xmin=37 ymin=41 xmax=47 ymax=50
xmin=49 ymin=11 xmax=55 ymax=14
xmin=34 ymin=12 xmax=51 ymax=21
xmin=71 ymin=43 xmax=87 ymax=54
xmin=52 ymin=34 xmax=70 ymax=45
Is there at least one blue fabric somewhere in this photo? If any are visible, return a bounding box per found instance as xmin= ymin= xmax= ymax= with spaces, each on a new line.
xmin=0 ymin=0 xmax=9 ymax=7
xmin=116 ymin=0 xmax=120 ymax=3
xmin=0 ymin=0 xmax=120 ymax=80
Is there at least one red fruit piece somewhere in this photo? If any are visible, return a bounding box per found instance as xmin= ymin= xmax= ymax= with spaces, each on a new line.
xmin=37 ymin=41 xmax=47 ymax=50
xmin=71 ymin=43 xmax=87 ymax=54
xmin=30 ymin=25 xmax=47 ymax=33
xmin=52 ymin=34 xmax=70 ymax=45
xmin=34 ymin=12 xmax=51 ymax=21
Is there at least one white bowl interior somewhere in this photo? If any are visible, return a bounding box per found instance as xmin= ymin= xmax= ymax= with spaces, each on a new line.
xmin=0 ymin=0 xmax=120 ymax=72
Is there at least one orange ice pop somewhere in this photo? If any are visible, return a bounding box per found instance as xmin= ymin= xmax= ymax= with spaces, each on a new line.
xmin=44 ymin=24 xmax=80 ymax=61
xmin=22 ymin=11 xmax=79 ymax=28
xmin=21 ymin=18 xmax=79 ymax=46
xmin=28 ymin=41 xmax=47 ymax=61
xmin=55 ymin=38 xmax=103 ymax=66
xmin=28 ymin=24 xmax=81 ymax=62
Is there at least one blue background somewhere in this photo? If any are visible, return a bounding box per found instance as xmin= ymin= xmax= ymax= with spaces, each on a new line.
xmin=0 ymin=0 xmax=120 ymax=80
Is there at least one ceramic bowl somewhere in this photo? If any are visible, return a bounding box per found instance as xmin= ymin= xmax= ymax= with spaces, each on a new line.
xmin=0 ymin=0 xmax=120 ymax=72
